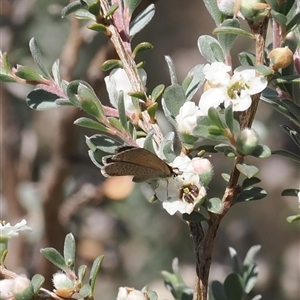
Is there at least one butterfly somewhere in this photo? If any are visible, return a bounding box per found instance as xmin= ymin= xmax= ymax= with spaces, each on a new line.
xmin=101 ymin=146 xmax=180 ymax=182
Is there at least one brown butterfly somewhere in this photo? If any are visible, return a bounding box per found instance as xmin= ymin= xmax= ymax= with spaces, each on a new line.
xmin=101 ymin=146 xmax=179 ymax=182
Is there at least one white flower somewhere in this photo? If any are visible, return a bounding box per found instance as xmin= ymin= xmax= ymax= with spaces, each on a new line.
xmin=117 ymin=287 xmax=147 ymax=300
xmin=104 ymin=68 xmax=147 ymax=114
xmin=0 ymin=276 xmax=32 ymax=299
xmin=176 ymin=101 xmax=204 ymax=134
xmin=0 ymin=219 xmax=32 ymax=241
xmin=155 ymin=155 xmax=207 ymax=215
xmin=203 ymin=62 xmax=231 ymax=85
xmin=199 ymin=63 xmax=267 ymax=115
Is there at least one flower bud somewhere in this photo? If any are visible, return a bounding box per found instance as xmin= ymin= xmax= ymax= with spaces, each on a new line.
xmin=191 ymin=158 xmax=214 ymax=186
xmin=52 ymin=272 xmax=75 ymax=298
xmin=236 ymin=128 xmax=259 ymax=155
xmin=240 ymin=0 xmax=269 ymax=22
xmin=0 ymin=276 xmax=34 ymax=300
xmin=217 ymin=0 xmax=236 ymax=17
xmin=268 ymin=46 xmax=294 ymax=72
xmin=117 ymin=287 xmax=148 ymax=300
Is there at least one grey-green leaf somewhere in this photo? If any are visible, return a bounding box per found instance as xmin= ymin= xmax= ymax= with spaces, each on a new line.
xmin=29 ymin=38 xmax=52 ymax=79
xmin=130 ymin=4 xmax=155 ymax=37
xmin=224 ymin=273 xmax=244 ymax=300
xmin=89 ymin=255 xmax=104 ymax=292
xmin=31 ymin=274 xmax=45 ymax=295
xmin=26 ymin=89 xmax=61 ymax=110
xmin=64 ymin=233 xmax=76 ymax=270
xmin=162 ymin=84 xmax=186 ymax=117
xmin=198 ymin=35 xmax=225 ymax=63
xmin=236 ymin=163 xmax=259 ymax=178
xmin=40 ymin=248 xmax=67 ymax=271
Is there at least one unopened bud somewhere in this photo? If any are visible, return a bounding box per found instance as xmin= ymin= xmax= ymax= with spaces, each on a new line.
xmin=236 ymin=128 xmax=259 ymax=155
xmin=240 ymin=0 xmax=269 ymax=22
xmin=52 ymin=273 xmax=75 ymax=298
xmin=217 ymin=0 xmax=236 ymax=17
xmin=192 ymin=158 xmax=214 ymax=186
xmin=268 ymin=46 xmax=293 ymax=71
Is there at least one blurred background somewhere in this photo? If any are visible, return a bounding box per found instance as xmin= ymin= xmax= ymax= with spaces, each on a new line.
xmin=0 ymin=0 xmax=299 ymax=299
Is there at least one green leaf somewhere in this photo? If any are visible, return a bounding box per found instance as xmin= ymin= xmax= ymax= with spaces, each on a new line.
xmin=235 ymin=187 xmax=267 ymax=202
xmin=208 ymin=107 xmax=226 ymax=129
xmin=15 ymin=66 xmax=43 ymax=82
xmin=88 ymin=23 xmax=109 ymax=33
xmin=133 ymin=42 xmax=154 ymax=57
xmin=251 ymin=144 xmax=271 ymax=158
xmin=159 ymin=132 xmax=176 ymax=162
xmin=242 ymin=177 xmax=261 ymax=189
xmin=281 ymin=188 xmax=300 ymax=197
xmin=130 ymin=4 xmax=155 ymax=37
xmin=1 ymin=52 xmax=12 ymax=73
xmin=151 ymin=84 xmax=165 ymax=102
xmin=236 ymin=163 xmax=259 ymax=178
xmin=102 ymin=59 xmax=123 ymax=71
xmin=61 ymin=0 xmax=86 ymax=17
xmin=78 ymin=265 xmax=87 ymax=282
xmin=243 ymin=245 xmax=261 ymax=268
xmin=214 ymin=25 xmax=253 ymax=38
xmin=243 ymin=245 xmax=261 ymax=293
xmin=108 ymin=117 xmax=124 ymax=132
xmin=255 ymin=64 xmax=274 ymax=76
xmin=228 ymin=247 xmax=240 ymax=274
xmin=216 ymin=20 xmax=241 ymax=54
xmin=74 ymin=117 xmax=108 ymax=132
xmin=89 ymin=255 xmax=104 ymax=292
xmin=165 ymin=55 xmax=178 ymax=84
xmin=40 ymin=248 xmax=67 ymax=270
xmin=272 ymin=149 xmax=300 ymax=163
xmin=117 ymin=91 xmax=128 ymax=131
xmin=184 ymin=64 xmax=205 ymax=101
xmin=238 ymin=52 xmax=255 ymax=66
xmin=14 ymin=284 xmax=34 ymax=300
xmin=29 ymin=38 xmax=52 ymax=79
xmin=124 ymin=0 xmax=142 ymax=15
xmin=64 ymin=233 xmax=76 ymax=270
xmin=202 ymin=0 xmax=223 ymax=25
xmin=211 ymin=280 xmax=227 ymax=300
xmin=31 ymin=274 xmax=45 ymax=295
xmin=281 ymin=99 xmax=300 ymax=121
xmin=86 ymin=134 xmax=120 ymax=154
xmin=0 ymin=71 xmax=17 ymax=83
xmin=78 ymin=83 xmax=104 ymax=118
xmin=244 ymin=264 xmax=259 ymax=294
xmin=281 ymin=125 xmax=300 ymax=147
xmin=198 ymin=35 xmax=225 ymax=63
xmin=79 ymin=284 xmax=92 ymax=298
xmin=287 ymin=214 xmax=300 ymax=223
xmin=162 ymin=84 xmax=186 ymax=117
xmin=224 ymin=273 xmax=244 ymax=300
xmin=214 ymin=144 xmax=236 ymax=157
xmin=221 ymin=173 xmax=230 ymax=182
xmin=88 ymin=0 xmax=101 ymax=16
xmin=26 ymin=89 xmax=61 ymax=110
xmin=271 ymin=10 xmax=287 ymax=27
xmin=75 ymin=9 xmax=97 ymax=20
xmin=52 ymin=59 xmax=61 ymax=87
xmin=286 ymin=12 xmax=300 ymax=33
xmin=204 ymin=197 xmax=223 ymax=214
xmin=224 ymin=103 xmax=234 ymax=133
xmin=105 ymin=3 xmax=119 ymax=18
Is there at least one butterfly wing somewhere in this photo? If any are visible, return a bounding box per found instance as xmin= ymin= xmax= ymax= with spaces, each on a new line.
xmin=101 ymin=146 xmax=174 ymax=181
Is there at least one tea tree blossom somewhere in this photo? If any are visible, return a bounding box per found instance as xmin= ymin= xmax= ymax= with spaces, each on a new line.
xmin=176 ymin=101 xmax=204 ymax=134
xmin=117 ymin=287 xmax=148 ymax=300
xmin=0 ymin=219 xmax=32 ymax=241
xmin=104 ymin=68 xmax=147 ymax=114
xmin=155 ymin=155 xmax=210 ymax=215
xmin=199 ymin=62 xmax=267 ymax=114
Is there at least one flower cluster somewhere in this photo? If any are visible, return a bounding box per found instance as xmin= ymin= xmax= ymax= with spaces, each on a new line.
xmin=155 ymin=155 xmax=213 ymax=215
xmin=175 ymin=62 xmax=267 ymax=134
